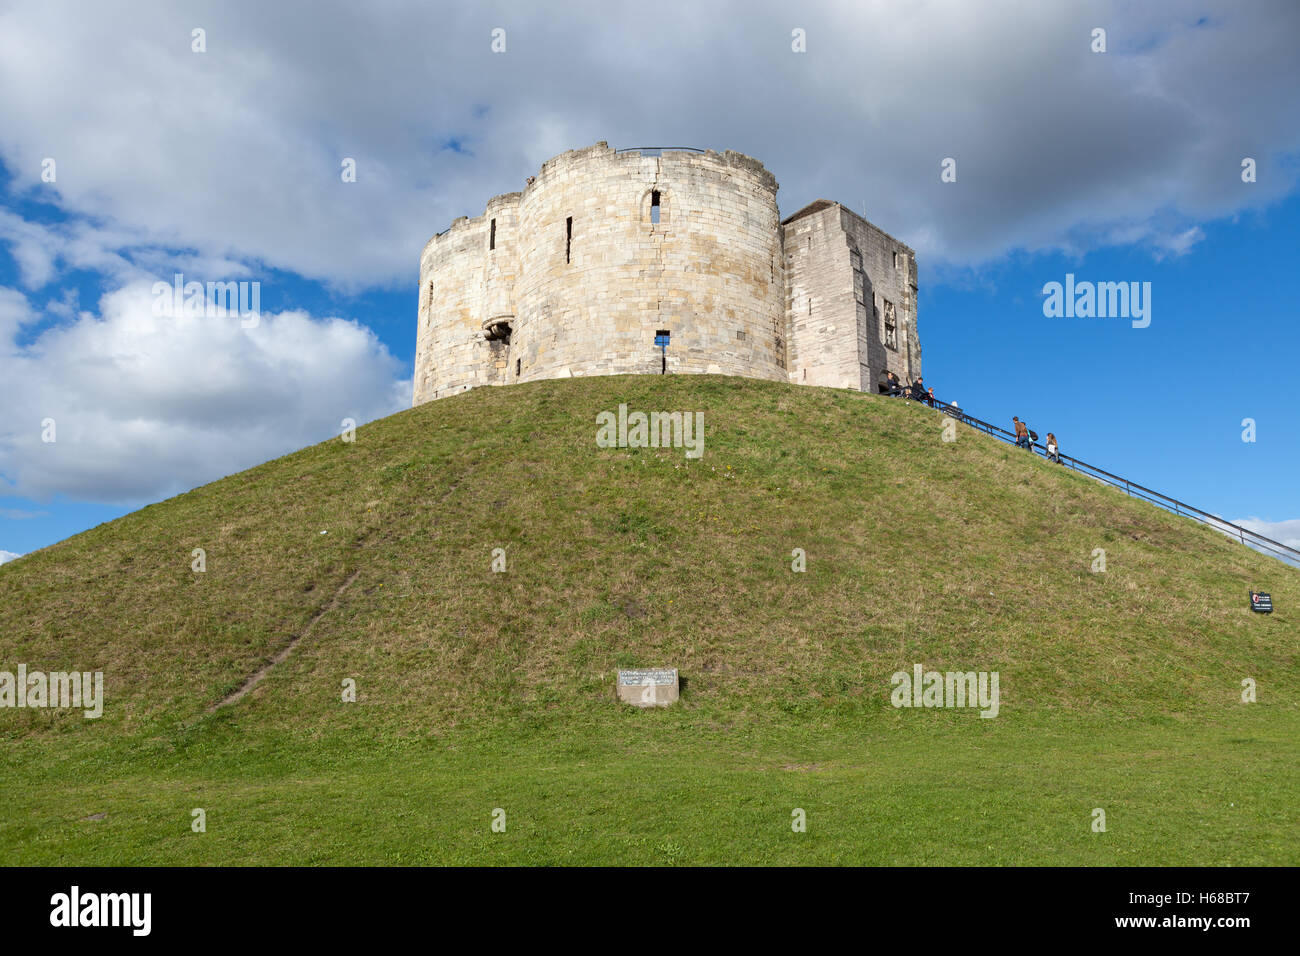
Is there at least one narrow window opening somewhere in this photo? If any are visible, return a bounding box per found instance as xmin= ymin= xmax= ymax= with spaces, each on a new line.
xmin=650 ymin=190 xmax=661 ymax=224
xmin=655 ymin=329 xmax=670 ymax=374
xmin=565 ymin=216 xmax=572 ymax=263
xmin=892 ymin=250 xmax=898 ymax=269
xmin=489 ymin=219 xmax=496 ymax=251
xmin=516 ymin=358 xmax=521 ymax=376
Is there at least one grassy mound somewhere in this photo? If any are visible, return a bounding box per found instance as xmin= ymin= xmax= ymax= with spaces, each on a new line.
xmin=1 ymin=375 xmax=1295 ymax=864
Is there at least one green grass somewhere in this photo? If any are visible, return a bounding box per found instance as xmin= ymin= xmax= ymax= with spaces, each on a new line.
xmin=1 ymin=374 xmax=1296 ymax=864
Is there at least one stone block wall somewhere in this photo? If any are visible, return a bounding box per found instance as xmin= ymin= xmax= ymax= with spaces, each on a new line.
xmin=837 ymin=206 xmax=921 ymax=392
xmin=780 ymin=201 xmax=920 ymax=394
xmin=413 ymin=144 xmax=919 ymax=405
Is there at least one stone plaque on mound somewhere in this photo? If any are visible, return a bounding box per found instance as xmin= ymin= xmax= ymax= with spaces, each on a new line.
xmin=617 ymin=668 xmax=679 ymax=708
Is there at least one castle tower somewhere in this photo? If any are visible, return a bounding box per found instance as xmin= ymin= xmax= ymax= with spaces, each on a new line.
xmin=414 ymin=143 xmax=919 ymax=404
xmin=781 ymin=200 xmax=920 ymax=394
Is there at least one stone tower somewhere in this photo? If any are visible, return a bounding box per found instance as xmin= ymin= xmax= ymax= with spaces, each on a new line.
xmin=413 ymin=142 xmax=919 ymax=404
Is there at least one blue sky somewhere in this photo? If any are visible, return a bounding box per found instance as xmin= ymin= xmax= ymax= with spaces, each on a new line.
xmin=1 ymin=0 xmax=1298 ymax=562
xmin=926 ymin=193 xmax=1300 ymax=531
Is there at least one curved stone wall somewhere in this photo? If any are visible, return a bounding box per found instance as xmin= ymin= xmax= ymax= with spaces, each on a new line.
xmin=414 ymin=142 xmax=787 ymax=403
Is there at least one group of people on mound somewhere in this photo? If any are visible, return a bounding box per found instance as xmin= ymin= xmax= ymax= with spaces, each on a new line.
xmin=882 ymin=371 xmax=944 ymax=408
xmin=883 ymin=371 xmax=1061 ymax=464
xmin=1013 ymin=417 xmax=1061 ymax=464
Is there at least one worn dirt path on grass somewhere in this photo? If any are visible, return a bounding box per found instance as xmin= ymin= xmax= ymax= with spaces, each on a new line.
xmin=209 ymin=568 xmax=361 ymax=712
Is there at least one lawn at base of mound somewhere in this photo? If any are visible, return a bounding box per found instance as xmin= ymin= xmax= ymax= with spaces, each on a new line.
xmin=2 ymin=707 xmax=1295 ymax=866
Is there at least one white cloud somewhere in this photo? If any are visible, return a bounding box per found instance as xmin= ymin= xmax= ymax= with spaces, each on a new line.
xmin=1232 ymin=517 xmax=1300 ymax=551
xmin=0 ymin=550 xmax=23 ymax=564
xmin=0 ymin=282 xmax=409 ymax=504
xmin=0 ymin=285 xmax=34 ymax=341
xmin=0 ymin=0 xmax=1296 ymax=290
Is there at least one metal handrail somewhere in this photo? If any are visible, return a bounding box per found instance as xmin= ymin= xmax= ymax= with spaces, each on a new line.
xmin=905 ymin=395 xmax=1300 ymax=564
xmin=614 ymin=146 xmax=706 ymax=154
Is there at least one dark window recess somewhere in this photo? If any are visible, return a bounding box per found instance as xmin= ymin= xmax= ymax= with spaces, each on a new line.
xmin=565 ymin=216 xmax=572 ymax=263
xmin=489 ymin=219 xmax=496 ymax=250
xmin=654 ymin=329 xmax=670 ymax=374
xmin=650 ymin=190 xmax=661 ymax=224
xmin=736 ymin=330 xmax=746 ymax=340
xmin=516 ymin=358 xmax=521 ymax=376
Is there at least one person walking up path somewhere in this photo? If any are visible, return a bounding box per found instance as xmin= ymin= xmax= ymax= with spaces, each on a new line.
xmin=1013 ymin=416 xmax=1031 ymax=449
